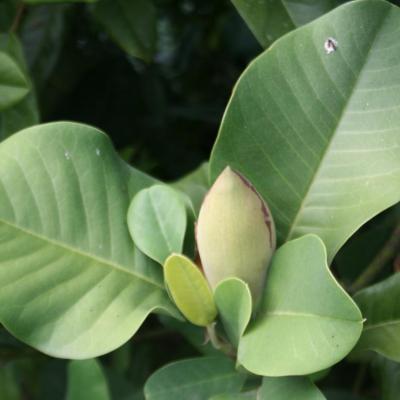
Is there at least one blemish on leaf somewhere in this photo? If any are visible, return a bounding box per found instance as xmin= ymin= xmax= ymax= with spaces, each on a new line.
xmin=64 ymin=151 xmax=71 ymax=160
xmin=324 ymin=37 xmax=338 ymax=54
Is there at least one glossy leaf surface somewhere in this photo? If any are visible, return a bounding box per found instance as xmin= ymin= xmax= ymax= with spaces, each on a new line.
xmin=353 ymin=273 xmax=400 ymax=361
xmin=128 ymin=185 xmax=187 ymax=265
xmin=211 ymin=0 xmax=400 ymax=262
xmin=238 ymin=235 xmax=363 ymax=376
xmin=164 ymin=254 xmax=217 ymax=326
xmin=144 ymin=356 xmax=246 ymax=400
xmin=0 ymin=122 xmax=177 ymax=359
xmin=214 ymin=277 xmax=252 ymax=347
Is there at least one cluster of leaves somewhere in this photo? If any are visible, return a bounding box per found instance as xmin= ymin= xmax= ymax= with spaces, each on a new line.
xmin=0 ymin=0 xmax=400 ymax=399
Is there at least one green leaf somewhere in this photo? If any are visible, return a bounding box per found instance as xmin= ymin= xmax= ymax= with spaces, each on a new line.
xmin=128 ymin=185 xmax=187 ymax=265
xmin=197 ymin=167 xmax=276 ymax=304
xmin=214 ymin=278 xmax=252 ymax=347
xmin=173 ymin=162 xmax=209 ymax=217
xmin=258 ymin=376 xmax=325 ymax=399
xmin=353 ymin=273 xmax=400 ymax=361
xmin=66 ymin=359 xmax=110 ymax=400
xmin=231 ymin=0 xmax=341 ymax=47
xmin=211 ymin=0 xmax=400 ymax=262
xmin=0 ymin=34 xmax=39 ymax=141
xmin=0 ymin=122 xmax=178 ymax=359
xmin=92 ymin=0 xmax=157 ymax=62
xmin=144 ymin=356 xmax=246 ymax=400
xmin=164 ymin=254 xmax=217 ymax=327
xmin=238 ymin=234 xmax=363 ymax=376
xmin=372 ymin=356 xmax=400 ymax=400
xmin=0 ymin=50 xmax=29 ymax=111
xmin=210 ymin=393 xmax=256 ymax=400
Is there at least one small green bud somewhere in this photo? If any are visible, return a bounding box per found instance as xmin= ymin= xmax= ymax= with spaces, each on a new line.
xmin=196 ymin=166 xmax=276 ymax=304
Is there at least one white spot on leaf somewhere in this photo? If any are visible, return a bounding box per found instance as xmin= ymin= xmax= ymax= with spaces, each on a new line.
xmin=64 ymin=151 xmax=71 ymax=160
xmin=324 ymin=37 xmax=338 ymax=55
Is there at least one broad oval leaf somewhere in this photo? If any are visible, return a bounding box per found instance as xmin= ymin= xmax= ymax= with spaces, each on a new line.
xmin=0 ymin=50 xmax=29 ymax=111
xmin=238 ymin=234 xmax=363 ymax=376
xmin=258 ymin=376 xmax=326 ymax=400
xmin=164 ymin=254 xmax=217 ymax=327
xmin=144 ymin=356 xmax=246 ymax=400
xmin=211 ymin=0 xmax=400 ymax=262
xmin=66 ymin=359 xmax=110 ymax=400
xmin=92 ymin=0 xmax=156 ymax=62
xmin=0 ymin=122 xmax=178 ymax=359
xmin=197 ymin=166 xmax=275 ymax=304
xmin=128 ymin=185 xmax=187 ymax=265
xmin=214 ymin=277 xmax=252 ymax=347
xmin=353 ymin=273 xmax=400 ymax=361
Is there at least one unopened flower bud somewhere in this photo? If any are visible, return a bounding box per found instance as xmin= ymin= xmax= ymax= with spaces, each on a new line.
xmin=196 ymin=166 xmax=276 ymax=304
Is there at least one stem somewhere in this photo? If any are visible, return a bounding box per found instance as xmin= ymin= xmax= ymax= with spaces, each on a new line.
xmin=10 ymin=2 xmax=25 ymax=34
xmin=350 ymin=221 xmax=400 ymax=293
xmin=206 ymin=323 xmax=236 ymax=358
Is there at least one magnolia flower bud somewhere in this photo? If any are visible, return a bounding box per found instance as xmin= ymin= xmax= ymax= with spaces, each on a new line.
xmin=196 ymin=166 xmax=276 ymax=304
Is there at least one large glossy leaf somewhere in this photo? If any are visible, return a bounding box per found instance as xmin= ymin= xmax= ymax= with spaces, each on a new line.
xmin=214 ymin=278 xmax=252 ymax=347
xmin=92 ymin=0 xmax=157 ymax=62
xmin=258 ymin=376 xmax=325 ymax=399
xmin=0 ymin=122 xmax=178 ymax=359
xmin=231 ymin=0 xmax=342 ymax=47
xmin=211 ymin=0 xmax=400 ymax=262
xmin=164 ymin=254 xmax=217 ymax=327
xmin=238 ymin=234 xmax=363 ymax=376
xmin=353 ymin=273 xmax=400 ymax=361
xmin=66 ymin=359 xmax=110 ymax=400
xmin=128 ymin=185 xmax=187 ymax=265
xmin=0 ymin=34 xmax=39 ymax=141
xmin=0 ymin=50 xmax=29 ymax=111
xmin=144 ymin=356 xmax=246 ymax=400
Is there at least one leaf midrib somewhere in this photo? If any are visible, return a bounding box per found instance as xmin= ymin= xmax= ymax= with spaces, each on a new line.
xmin=266 ymin=310 xmax=362 ymax=323
xmin=284 ymin=7 xmax=392 ymax=243
xmin=363 ymin=319 xmax=400 ymax=332
xmin=0 ymin=217 xmax=164 ymax=289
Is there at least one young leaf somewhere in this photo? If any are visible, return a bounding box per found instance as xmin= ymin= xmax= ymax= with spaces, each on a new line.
xmin=92 ymin=0 xmax=157 ymax=62
xmin=353 ymin=273 xmax=400 ymax=362
xmin=258 ymin=376 xmax=326 ymax=400
xmin=238 ymin=234 xmax=363 ymax=376
xmin=0 ymin=50 xmax=29 ymax=111
xmin=214 ymin=277 xmax=252 ymax=347
xmin=196 ymin=166 xmax=276 ymax=304
xmin=144 ymin=356 xmax=246 ymax=400
xmin=127 ymin=185 xmax=187 ymax=265
xmin=0 ymin=122 xmax=178 ymax=359
xmin=164 ymin=254 xmax=217 ymax=327
xmin=66 ymin=359 xmax=110 ymax=400
xmin=211 ymin=0 xmax=400 ymax=262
